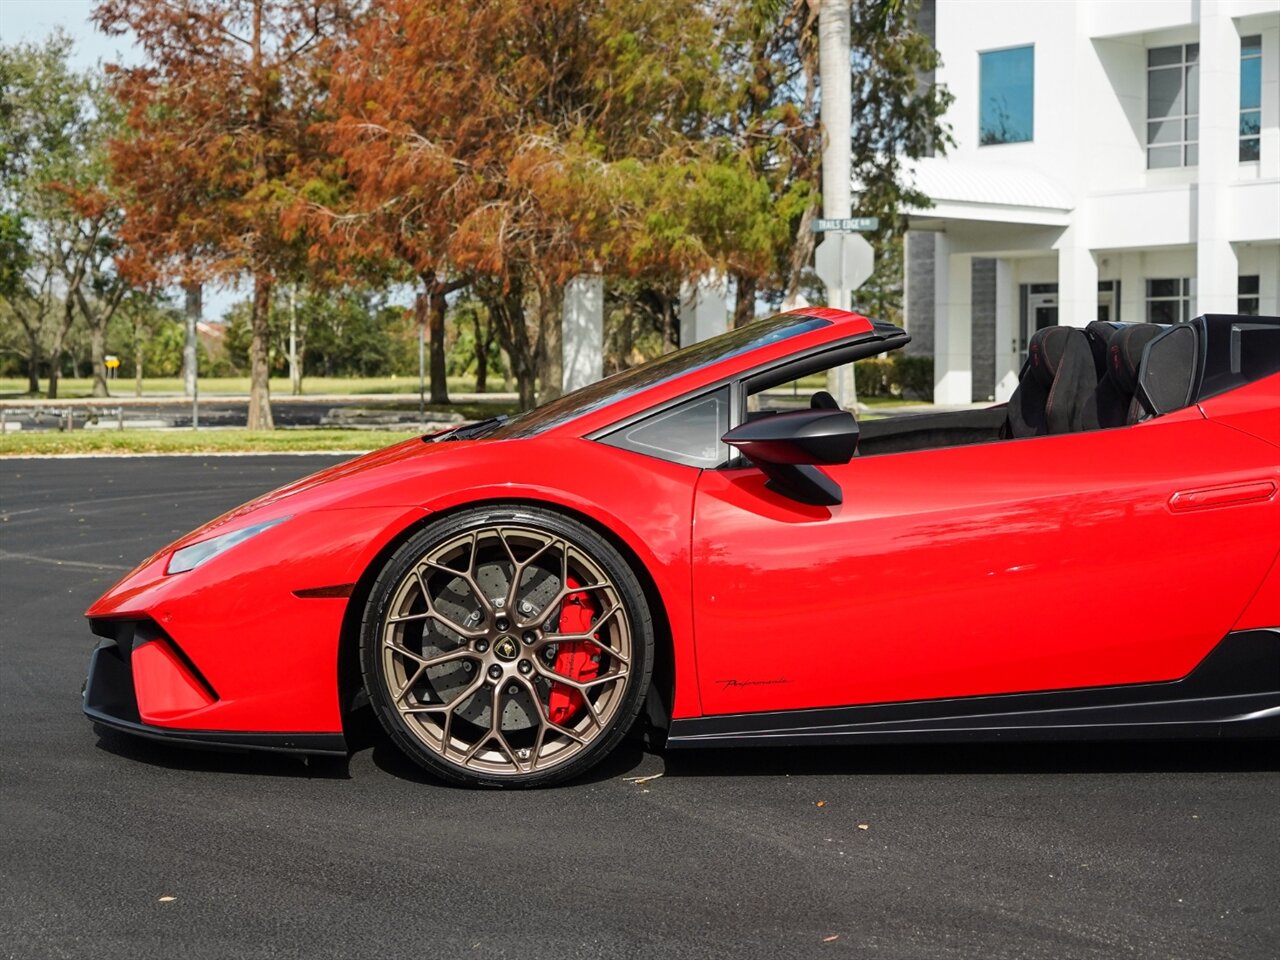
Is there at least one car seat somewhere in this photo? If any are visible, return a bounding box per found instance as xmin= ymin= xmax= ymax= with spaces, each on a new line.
xmin=1005 ymin=326 xmax=1099 ymax=438
xmin=1094 ymin=324 xmax=1163 ymax=427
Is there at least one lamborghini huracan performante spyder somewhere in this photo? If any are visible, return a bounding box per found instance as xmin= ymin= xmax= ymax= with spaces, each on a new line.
xmin=83 ymin=309 xmax=1280 ymax=787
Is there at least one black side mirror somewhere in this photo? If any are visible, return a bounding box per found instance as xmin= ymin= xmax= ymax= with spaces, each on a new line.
xmin=722 ymin=409 xmax=858 ymax=506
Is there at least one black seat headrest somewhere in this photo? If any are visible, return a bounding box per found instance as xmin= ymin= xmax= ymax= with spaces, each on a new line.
xmin=1107 ymin=324 xmax=1162 ymax=395
xmin=1028 ymin=326 xmax=1081 ymax=389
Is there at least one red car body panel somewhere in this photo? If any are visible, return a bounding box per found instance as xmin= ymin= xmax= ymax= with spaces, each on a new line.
xmin=88 ymin=505 xmax=425 ymax=731
xmin=691 ymin=404 xmax=1280 ymax=715
xmin=81 ymin=309 xmax=1280 ymax=751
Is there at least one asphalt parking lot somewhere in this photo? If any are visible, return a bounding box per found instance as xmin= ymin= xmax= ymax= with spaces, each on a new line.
xmin=2 ymin=455 xmax=1276 ymax=960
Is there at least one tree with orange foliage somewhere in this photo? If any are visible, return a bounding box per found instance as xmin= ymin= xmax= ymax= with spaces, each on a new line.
xmin=319 ymin=0 xmax=725 ymax=409
xmin=95 ymin=0 xmax=354 ymax=428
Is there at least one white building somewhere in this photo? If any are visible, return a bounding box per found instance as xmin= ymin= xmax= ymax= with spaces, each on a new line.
xmin=903 ymin=0 xmax=1280 ymax=404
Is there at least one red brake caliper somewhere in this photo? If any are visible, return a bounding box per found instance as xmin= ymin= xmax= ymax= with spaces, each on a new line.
xmin=547 ymin=577 xmax=601 ymax=725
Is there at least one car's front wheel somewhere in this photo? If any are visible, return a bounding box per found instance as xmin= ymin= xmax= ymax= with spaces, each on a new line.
xmin=360 ymin=505 xmax=653 ymax=788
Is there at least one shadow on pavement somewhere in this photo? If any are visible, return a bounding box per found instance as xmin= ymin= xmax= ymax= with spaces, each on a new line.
xmin=93 ymin=714 xmax=1277 ymax=787
xmin=92 ymin=724 xmax=352 ymax=780
xmin=659 ymin=738 xmax=1280 ymax=778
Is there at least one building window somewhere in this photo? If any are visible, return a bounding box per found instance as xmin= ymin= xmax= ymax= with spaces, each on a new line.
xmin=979 ymin=45 xmax=1034 ymax=145
xmin=1146 ymin=278 xmax=1194 ymax=323
xmin=1147 ymin=44 xmax=1198 ymax=168
xmin=1098 ymin=279 xmax=1121 ymax=323
xmin=1241 ymin=36 xmax=1262 ymax=162
xmin=1238 ymin=276 xmax=1260 ymax=316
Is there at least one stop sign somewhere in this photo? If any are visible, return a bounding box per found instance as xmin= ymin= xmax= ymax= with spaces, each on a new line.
xmin=813 ymin=232 xmax=874 ymax=294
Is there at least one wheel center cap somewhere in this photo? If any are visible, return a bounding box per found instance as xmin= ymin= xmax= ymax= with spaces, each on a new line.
xmin=493 ymin=636 xmax=519 ymax=662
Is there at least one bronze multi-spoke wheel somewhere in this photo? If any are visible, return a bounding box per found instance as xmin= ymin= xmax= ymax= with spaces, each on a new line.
xmin=361 ymin=506 xmax=653 ymax=787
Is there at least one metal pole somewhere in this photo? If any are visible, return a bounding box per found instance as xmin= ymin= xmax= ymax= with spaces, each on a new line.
xmin=184 ymin=283 xmax=201 ymax=431
xmin=819 ymin=0 xmax=858 ymax=408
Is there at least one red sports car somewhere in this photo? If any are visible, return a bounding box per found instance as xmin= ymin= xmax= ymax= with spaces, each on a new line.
xmin=83 ymin=308 xmax=1280 ymax=787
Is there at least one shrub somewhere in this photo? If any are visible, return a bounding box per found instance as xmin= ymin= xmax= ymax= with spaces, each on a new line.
xmin=853 ymin=354 xmax=933 ymax=399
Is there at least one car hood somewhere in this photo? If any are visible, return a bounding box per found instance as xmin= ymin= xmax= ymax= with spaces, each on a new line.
xmin=168 ymin=436 xmax=476 ymax=550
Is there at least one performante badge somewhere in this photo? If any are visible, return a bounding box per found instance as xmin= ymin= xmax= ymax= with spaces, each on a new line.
xmin=494 ymin=636 xmax=519 ymax=661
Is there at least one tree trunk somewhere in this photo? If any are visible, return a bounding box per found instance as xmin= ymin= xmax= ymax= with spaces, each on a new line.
xmin=513 ymin=354 xmax=536 ymax=410
xmin=89 ymin=316 xmax=109 ymax=397
xmin=134 ymin=313 xmax=145 ymax=397
xmin=183 ymin=282 xmax=201 ymax=397
xmin=662 ymin=296 xmax=678 ymax=352
xmin=473 ymin=311 xmax=490 ymax=393
xmin=733 ymin=273 xmax=758 ymax=329
xmin=784 ymin=204 xmax=818 ymax=305
xmin=614 ymin=300 xmax=634 ymax=374
xmin=484 ymin=280 xmax=536 ymax=410
xmin=247 ymin=275 xmax=274 ymax=430
xmin=288 ymin=283 xmax=302 ymax=396
xmin=24 ymin=327 xmax=40 ymax=395
xmin=428 ymin=283 xmax=449 ymax=404
xmin=537 ymin=284 xmax=563 ymax=403
xmin=46 ymin=297 xmax=76 ymax=400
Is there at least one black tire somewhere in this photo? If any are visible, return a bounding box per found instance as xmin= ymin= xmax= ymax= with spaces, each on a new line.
xmin=360 ymin=504 xmax=653 ymax=788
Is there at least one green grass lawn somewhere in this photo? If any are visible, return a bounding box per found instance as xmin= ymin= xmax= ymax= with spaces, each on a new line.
xmin=0 ymin=375 xmax=496 ymax=399
xmin=0 ymin=428 xmax=420 ymax=456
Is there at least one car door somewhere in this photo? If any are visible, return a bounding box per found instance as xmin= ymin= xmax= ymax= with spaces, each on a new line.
xmin=690 ymin=406 xmax=1280 ymax=717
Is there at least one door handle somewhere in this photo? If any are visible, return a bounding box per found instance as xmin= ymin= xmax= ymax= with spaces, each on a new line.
xmin=1168 ymin=480 xmax=1277 ymax=512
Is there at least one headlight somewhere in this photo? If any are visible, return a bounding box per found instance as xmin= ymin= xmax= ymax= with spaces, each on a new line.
xmin=166 ymin=516 xmax=291 ymax=575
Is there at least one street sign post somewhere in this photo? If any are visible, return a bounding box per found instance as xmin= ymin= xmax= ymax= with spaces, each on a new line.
xmin=813 ymin=230 xmax=875 ymax=411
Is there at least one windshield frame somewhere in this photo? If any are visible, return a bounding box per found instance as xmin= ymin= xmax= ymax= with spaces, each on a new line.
xmin=484 ymin=313 xmax=833 ymax=441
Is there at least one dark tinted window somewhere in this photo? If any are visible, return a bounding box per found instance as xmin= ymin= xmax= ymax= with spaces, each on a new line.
xmin=599 ymin=387 xmax=730 ymax=468
xmin=488 ymin=314 xmax=829 ymax=440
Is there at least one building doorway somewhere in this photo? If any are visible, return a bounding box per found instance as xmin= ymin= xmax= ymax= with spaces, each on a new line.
xmin=1018 ymin=281 xmax=1120 ymax=365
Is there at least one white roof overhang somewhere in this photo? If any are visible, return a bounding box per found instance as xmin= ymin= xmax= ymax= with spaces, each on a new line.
xmin=901 ymin=158 xmax=1074 ymax=228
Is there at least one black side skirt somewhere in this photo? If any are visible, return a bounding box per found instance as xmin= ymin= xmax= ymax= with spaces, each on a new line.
xmin=667 ymin=629 xmax=1280 ymax=748
xmin=84 ymin=637 xmax=347 ymax=757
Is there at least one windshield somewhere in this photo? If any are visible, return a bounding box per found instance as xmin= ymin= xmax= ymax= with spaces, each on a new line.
xmin=486 ymin=313 xmax=831 ymax=440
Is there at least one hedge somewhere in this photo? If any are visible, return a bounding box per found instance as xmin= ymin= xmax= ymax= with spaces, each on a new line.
xmin=852 ymin=354 xmax=934 ymax=399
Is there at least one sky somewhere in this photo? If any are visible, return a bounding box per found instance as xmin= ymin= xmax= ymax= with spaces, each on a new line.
xmin=1 ymin=0 xmax=252 ymax=319
xmin=0 ymin=0 xmax=136 ymax=69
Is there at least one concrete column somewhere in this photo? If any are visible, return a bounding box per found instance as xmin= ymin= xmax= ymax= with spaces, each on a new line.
xmin=562 ymin=275 xmax=604 ymax=392
xmin=993 ymin=259 xmax=1018 ymax=402
xmin=1118 ymin=251 xmax=1144 ymax=323
xmin=1196 ymin=1 xmax=1240 ymax=315
xmin=679 ymin=274 xmax=729 ymax=346
xmin=1056 ymin=225 xmax=1097 ymax=328
xmin=933 ymin=233 xmax=973 ymax=405
xmin=1259 ymin=245 xmax=1280 ymax=316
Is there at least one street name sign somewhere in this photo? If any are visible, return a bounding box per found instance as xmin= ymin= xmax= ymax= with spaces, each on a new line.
xmin=811 ymin=217 xmax=879 ymax=233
